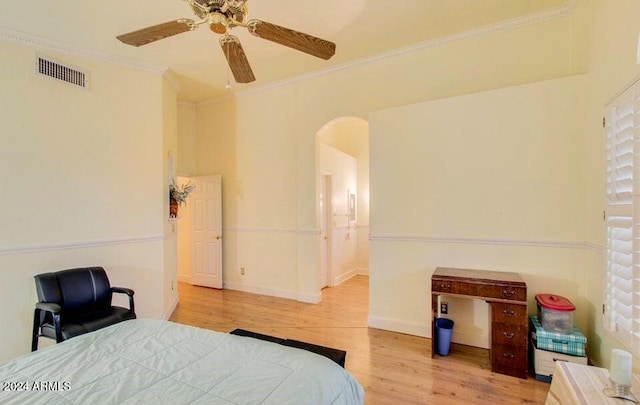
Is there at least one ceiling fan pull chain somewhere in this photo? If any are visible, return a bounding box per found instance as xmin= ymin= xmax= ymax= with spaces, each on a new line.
xmin=224 ymin=34 xmax=232 ymax=91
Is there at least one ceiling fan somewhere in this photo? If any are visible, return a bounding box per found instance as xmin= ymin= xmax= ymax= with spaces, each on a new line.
xmin=116 ymin=0 xmax=337 ymax=84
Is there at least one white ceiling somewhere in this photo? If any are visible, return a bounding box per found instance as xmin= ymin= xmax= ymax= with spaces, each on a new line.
xmin=0 ymin=0 xmax=570 ymax=102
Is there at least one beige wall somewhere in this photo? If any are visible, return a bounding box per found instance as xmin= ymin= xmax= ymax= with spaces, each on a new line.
xmin=369 ymin=74 xmax=588 ymax=343
xmin=192 ymin=7 xmax=581 ymax=306
xmin=0 ymin=40 xmax=173 ymax=362
xmin=177 ymin=103 xmax=197 ymax=177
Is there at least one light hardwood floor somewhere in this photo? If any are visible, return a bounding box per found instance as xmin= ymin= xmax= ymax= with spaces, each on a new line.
xmin=169 ymin=275 xmax=550 ymax=404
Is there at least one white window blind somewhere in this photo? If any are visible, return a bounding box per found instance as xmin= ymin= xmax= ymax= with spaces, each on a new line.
xmin=605 ymin=84 xmax=640 ymax=352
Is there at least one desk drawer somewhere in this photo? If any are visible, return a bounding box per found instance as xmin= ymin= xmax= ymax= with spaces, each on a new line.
xmin=491 ymin=344 xmax=528 ymax=378
xmin=492 ymin=303 xmax=528 ymax=325
xmin=491 ymin=323 xmax=527 ymax=346
xmin=432 ymin=278 xmax=526 ymax=301
xmin=431 ymin=280 xmax=478 ymax=296
xmin=479 ymin=284 xmax=526 ymax=301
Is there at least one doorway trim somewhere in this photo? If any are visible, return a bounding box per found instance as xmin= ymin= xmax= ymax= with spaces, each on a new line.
xmin=320 ymin=171 xmax=333 ymax=289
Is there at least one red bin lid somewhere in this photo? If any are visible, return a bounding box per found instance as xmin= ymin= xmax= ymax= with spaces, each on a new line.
xmin=535 ymin=294 xmax=575 ymax=311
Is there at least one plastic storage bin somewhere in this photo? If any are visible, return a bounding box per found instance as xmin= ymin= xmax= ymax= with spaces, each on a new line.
xmin=529 ymin=339 xmax=587 ymax=382
xmin=535 ymin=294 xmax=575 ymax=334
xmin=529 ymin=315 xmax=586 ymax=357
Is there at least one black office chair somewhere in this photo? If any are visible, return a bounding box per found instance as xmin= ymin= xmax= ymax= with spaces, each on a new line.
xmin=31 ymin=266 xmax=136 ymax=351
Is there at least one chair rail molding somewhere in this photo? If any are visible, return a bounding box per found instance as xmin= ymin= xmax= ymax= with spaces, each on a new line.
xmin=0 ymin=234 xmax=165 ymax=256
xmin=369 ymin=233 xmax=603 ymax=252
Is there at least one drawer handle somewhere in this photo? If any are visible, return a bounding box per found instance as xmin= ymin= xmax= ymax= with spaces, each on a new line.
xmin=503 ymin=352 xmax=515 ymax=358
xmin=502 ymin=310 xmax=516 ymax=316
xmin=502 ymin=289 xmax=516 ymax=298
xmin=440 ymin=284 xmax=451 ymax=291
xmin=503 ymin=332 xmax=515 ymax=339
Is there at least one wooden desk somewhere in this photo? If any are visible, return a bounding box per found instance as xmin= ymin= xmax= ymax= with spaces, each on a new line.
xmin=546 ymin=362 xmax=640 ymax=405
xmin=431 ymin=267 xmax=528 ymax=378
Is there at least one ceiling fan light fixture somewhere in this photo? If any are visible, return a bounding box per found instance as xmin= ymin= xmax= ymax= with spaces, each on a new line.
xmin=209 ymin=22 xmax=227 ymax=34
xmin=209 ymin=13 xmax=227 ymax=34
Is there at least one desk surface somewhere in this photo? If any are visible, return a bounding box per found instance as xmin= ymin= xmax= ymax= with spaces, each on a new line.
xmin=546 ymin=362 xmax=640 ymax=405
xmin=433 ymin=267 xmax=525 ymax=285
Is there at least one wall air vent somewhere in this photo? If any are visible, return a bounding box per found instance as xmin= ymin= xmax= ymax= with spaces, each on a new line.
xmin=35 ymin=54 xmax=89 ymax=90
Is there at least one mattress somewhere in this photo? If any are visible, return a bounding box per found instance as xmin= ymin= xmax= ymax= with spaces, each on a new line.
xmin=0 ymin=319 xmax=364 ymax=404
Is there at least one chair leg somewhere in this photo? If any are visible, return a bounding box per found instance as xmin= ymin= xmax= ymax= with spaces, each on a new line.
xmin=31 ymin=309 xmax=40 ymax=352
xmin=53 ymin=313 xmax=63 ymax=343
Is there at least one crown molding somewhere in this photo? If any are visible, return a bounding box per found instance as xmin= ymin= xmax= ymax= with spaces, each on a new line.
xmin=196 ymin=93 xmax=235 ymax=107
xmin=0 ymin=25 xmax=167 ymax=74
xmin=230 ymin=0 xmax=578 ymax=100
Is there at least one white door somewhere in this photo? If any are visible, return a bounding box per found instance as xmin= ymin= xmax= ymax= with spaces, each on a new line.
xmin=190 ymin=175 xmax=223 ymax=289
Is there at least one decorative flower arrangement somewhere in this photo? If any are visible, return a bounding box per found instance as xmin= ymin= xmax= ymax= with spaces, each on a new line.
xmin=169 ymin=180 xmax=195 ymax=206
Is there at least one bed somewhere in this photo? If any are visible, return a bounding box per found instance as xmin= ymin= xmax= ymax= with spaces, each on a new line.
xmin=0 ymin=319 xmax=365 ymax=404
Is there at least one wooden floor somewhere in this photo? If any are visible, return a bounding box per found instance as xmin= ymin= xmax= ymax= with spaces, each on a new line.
xmin=169 ymin=275 xmax=550 ymax=404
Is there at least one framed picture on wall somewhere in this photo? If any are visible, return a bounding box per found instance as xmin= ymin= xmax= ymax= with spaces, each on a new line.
xmin=348 ymin=190 xmax=356 ymax=223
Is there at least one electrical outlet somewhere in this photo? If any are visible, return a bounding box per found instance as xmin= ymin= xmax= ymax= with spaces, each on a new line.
xmin=240 ymin=267 xmax=245 ymax=276
xmin=440 ymin=302 xmax=448 ymax=314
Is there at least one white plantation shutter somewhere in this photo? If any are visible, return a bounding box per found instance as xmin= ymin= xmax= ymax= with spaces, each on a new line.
xmin=605 ymin=85 xmax=640 ymax=352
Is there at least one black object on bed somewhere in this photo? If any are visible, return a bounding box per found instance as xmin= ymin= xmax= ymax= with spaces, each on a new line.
xmin=230 ymin=328 xmax=347 ymax=368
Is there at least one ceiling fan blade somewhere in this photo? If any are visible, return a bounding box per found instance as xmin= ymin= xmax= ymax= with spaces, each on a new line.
xmin=247 ymin=20 xmax=336 ymax=60
xmin=220 ymin=35 xmax=256 ymax=84
xmin=117 ymin=19 xmax=196 ymax=47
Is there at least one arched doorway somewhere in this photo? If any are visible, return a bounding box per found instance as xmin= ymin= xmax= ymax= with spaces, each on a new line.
xmin=316 ymin=117 xmax=370 ymax=294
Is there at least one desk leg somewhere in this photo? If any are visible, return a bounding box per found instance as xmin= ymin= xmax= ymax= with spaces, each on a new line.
xmin=431 ymin=293 xmax=438 ymax=358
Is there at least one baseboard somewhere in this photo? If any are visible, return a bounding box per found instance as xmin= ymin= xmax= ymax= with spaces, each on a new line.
xmin=451 ymin=329 xmax=490 ymax=349
xmin=332 ymin=269 xmax=359 ymax=286
xmin=368 ymin=316 xmax=430 ymax=338
xmin=297 ymin=291 xmax=322 ymax=304
xmin=223 ymin=281 xmax=321 ymax=304
xmin=368 ymin=315 xmax=490 ymax=348
xmin=162 ymin=294 xmax=179 ymax=320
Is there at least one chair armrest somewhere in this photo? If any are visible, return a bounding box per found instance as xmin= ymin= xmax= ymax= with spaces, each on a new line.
xmin=111 ymin=287 xmax=135 ymax=315
xmin=33 ymin=302 xmax=63 ymax=346
xmin=111 ymin=287 xmax=134 ymax=296
xmin=35 ymin=302 xmax=61 ymax=314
